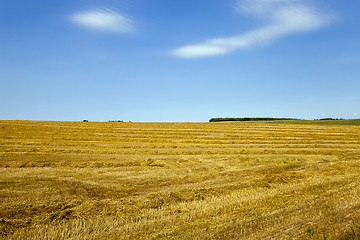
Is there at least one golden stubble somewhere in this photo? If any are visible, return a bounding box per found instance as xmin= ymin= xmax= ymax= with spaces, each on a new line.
xmin=1 ymin=120 xmax=360 ymax=239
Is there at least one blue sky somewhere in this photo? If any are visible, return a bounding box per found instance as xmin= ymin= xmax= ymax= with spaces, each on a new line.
xmin=1 ymin=0 xmax=359 ymax=122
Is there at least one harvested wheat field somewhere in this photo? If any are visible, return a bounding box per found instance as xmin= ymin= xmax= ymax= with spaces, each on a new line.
xmin=1 ymin=120 xmax=360 ymax=239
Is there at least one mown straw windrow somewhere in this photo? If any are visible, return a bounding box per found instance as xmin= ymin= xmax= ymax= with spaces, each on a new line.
xmin=1 ymin=120 xmax=360 ymax=239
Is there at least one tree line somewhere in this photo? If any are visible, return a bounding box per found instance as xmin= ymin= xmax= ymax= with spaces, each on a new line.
xmin=209 ymin=117 xmax=297 ymax=122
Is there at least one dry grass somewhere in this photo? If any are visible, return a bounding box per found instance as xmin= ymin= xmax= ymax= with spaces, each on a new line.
xmin=1 ymin=120 xmax=360 ymax=239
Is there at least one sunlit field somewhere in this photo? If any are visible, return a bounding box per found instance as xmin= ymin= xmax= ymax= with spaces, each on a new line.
xmin=1 ymin=120 xmax=360 ymax=239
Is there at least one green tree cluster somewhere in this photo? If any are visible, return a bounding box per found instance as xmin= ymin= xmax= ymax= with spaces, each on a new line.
xmin=209 ymin=117 xmax=297 ymax=122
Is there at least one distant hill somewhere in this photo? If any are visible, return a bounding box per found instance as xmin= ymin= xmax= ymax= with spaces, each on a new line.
xmin=209 ymin=118 xmax=360 ymax=125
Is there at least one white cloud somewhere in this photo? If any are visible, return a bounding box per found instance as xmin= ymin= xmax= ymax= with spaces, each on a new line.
xmin=71 ymin=8 xmax=133 ymax=32
xmin=173 ymin=0 xmax=334 ymax=58
xmin=338 ymin=56 xmax=360 ymax=63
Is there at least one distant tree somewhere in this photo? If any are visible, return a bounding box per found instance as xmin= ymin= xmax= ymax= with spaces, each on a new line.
xmin=319 ymin=118 xmax=339 ymax=121
xmin=83 ymin=120 xmax=89 ymax=122
xmin=209 ymin=117 xmax=297 ymax=122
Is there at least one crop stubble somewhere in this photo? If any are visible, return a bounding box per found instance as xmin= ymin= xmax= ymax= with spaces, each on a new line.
xmin=0 ymin=120 xmax=360 ymax=239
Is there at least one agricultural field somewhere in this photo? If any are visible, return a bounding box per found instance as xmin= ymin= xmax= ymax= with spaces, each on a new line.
xmin=1 ymin=120 xmax=360 ymax=239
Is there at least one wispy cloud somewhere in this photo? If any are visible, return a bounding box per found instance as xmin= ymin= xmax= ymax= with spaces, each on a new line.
xmin=71 ymin=8 xmax=133 ymax=33
xmin=337 ymin=56 xmax=360 ymax=63
xmin=173 ymin=0 xmax=335 ymax=58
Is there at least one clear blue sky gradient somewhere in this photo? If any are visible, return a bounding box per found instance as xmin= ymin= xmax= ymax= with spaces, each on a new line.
xmin=1 ymin=0 xmax=359 ymax=122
